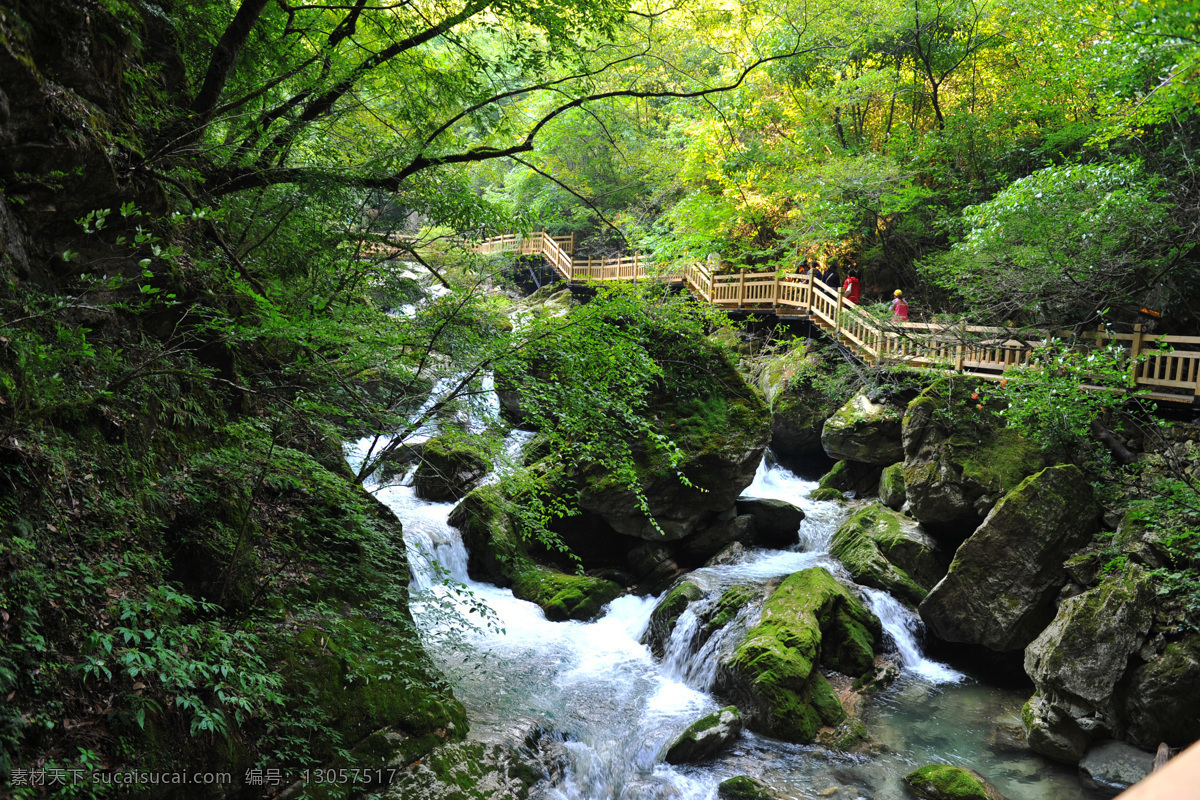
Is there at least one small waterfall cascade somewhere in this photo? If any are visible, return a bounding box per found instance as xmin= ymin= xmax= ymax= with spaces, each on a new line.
xmin=366 ymin=451 xmax=1101 ymax=800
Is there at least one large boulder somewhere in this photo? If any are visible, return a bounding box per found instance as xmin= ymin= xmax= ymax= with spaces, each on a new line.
xmin=901 ymin=381 xmax=1046 ymax=528
xmin=678 ymin=515 xmax=756 ymax=561
xmin=818 ymin=459 xmax=884 ymax=496
xmin=879 ymin=462 xmax=906 ymax=509
xmin=715 ymin=568 xmax=881 ymax=743
xmin=511 ymin=566 xmax=622 ymax=622
xmin=736 ymin=497 xmax=805 ymax=548
xmin=902 ymin=765 xmax=1005 ymax=800
xmin=919 ymin=464 xmax=1100 ymax=652
xmin=1021 ymin=565 xmax=1155 ymax=763
xmin=663 ymin=706 xmax=742 ymax=764
xmin=758 ymin=342 xmax=856 ymax=460
xmin=831 ymin=504 xmax=945 ymax=606
xmin=1078 ymin=740 xmax=1155 ymax=794
xmin=412 ymin=435 xmax=492 ymax=502
xmin=821 ymin=390 xmax=904 ymax=465
xmin=644 ymin=580 xmax=705 ymax=657
xmin=1123 ymin=634 xmax=1200 ymax=748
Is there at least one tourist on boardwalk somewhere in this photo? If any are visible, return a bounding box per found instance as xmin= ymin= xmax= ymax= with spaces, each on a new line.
xmin=842 ymin=269 xmax=862 ymax=304
xmin=890 ymin=289 xmax=909 ymax=322
xmin=822 ymin=262 xmax=840 ymax=291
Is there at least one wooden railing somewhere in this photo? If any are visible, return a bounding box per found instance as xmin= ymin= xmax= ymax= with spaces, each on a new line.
xmin=460 ymin=233 xmax=1200 ymax=404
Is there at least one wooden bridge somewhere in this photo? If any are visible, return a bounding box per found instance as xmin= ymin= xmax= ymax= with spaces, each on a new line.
xmin=389 ymin=230 xmax=1200 ymax=406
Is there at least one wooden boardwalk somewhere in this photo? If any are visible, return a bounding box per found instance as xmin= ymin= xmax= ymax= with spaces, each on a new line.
xmin=389 ymin=231 xmax=1200 ymax=405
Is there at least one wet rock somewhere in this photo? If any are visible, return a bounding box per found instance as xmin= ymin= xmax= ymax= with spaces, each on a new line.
xmin=1024 ymin=565 xmax=1154 ymax=710
xmin=1123 ymin=634 xmax=1200 ymax=748
xmin=809 ymin=487 xmax=845 ymax=502
xmin=511 ymin=566 xmax=621 ymax=622
xmin=831 ymin=503 xmax=944 ymax=606
xmin=902 ymin=764 xmax=1005 ymax=800
xmin=1078 ymin=740 xmax=1154 ymax=794
xmin=679 ymin=515 xmax=757 ymax=561
xmin=706 ymin=541 xmax=749 ymax=567
xmin=626 ymin=542 xmax=682 ymax=592
xmin=412 ymin=434 xmax=492 ymax=502
xmin=919 ymin=465 xmax=1100 ymax=652
xmin=716 ymin=568 xmax=881 ymax=743
xmin=901 ymin=380 xmax=1046 ymax=528
xmin=821 ymin=390 xmax=904 ymax=465
xmin=386 ymin=741 xmax=545 ymax=800
xmin=737 ymin=497 xmax=805 ymax=548
xmin=1022 ymin=691 xmax=1091 ymax=764
xmin=718 ymin=775 xmax=779 ymax=800
xmin=878 ymin=462 xmax=906 ymax=509
xmin=760 ymin=342 xmax=856 ymax=460
xmin=448 ymin=485 xmax=524 ymax=585
xmin=644 ymin=580 xmax=704 ymax=657
xmin=664 ymin=706 xmax=742 ymax=764
xmin=819 ymin=459 xmax=884 ymax=496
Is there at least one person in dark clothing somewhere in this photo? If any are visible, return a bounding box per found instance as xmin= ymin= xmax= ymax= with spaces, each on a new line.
xmin=822 ymin=263 xmax=840 ymax=291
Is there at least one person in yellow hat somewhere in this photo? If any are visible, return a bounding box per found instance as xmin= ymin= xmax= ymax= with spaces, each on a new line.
xmin=890 ymin=289 xmax=909 ymax=322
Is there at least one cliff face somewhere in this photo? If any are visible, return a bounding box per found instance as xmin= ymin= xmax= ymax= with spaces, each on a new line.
xmin=0 ymin=3 xmax=468 ymax=793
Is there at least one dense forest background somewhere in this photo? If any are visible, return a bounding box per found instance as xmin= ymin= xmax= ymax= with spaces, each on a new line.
xmin=0 ymin=0 xmax=1197 ymax=794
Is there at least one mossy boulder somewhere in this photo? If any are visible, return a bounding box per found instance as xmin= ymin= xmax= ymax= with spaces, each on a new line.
xmin=385 ymin=741 xmax=545 ymax=800
xmin=511 ymin=566 xmax=622 ymax=622
xmin=819 ymin=458 xmax=884 ymax=496
xmin=831 ymin=504 xmax=944 ymax=606
xmin=715 ymin=568 xmax=881 ymax=743
xmin=1022 ymin=565 xmax=1155 ymax=763
xmin=274 ymin=615 xmax=468 ymax=770
xmin=574 ymin=340 xmax=771 ymax=542
xmin=759 ymin=342 xmax=857 ymax=460
xmin=1123 ymin=634 xmax=1200 ymax=748
xmin=663 ymin=706 xmax=742 ymax=764
xmin=879 ymin=462 xmax=906 ymax=509
xmin=809 ymin=487 xmax=845 ymax=502
xmin=448 ymin=485 xmax=526 ymax=585
xmin=644 ymin=580 xmax=704 ymax=657
xmin=718 ymin=775 xmax=778 ymax=800
xmin=412 ymin=434 xmax=493 ymax=502
xmin=902 ymin=765 xmax=1005 ymax=800
xmin=821 ymin=390 xmax=905 ymax=465
xmin=901 ymin=380 xmax=1047 ymax=528
xmin=919 ymin=465 xmax=1100 ymax=652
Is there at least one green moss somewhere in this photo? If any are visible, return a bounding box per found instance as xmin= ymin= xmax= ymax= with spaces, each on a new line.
xmin=903 ymin=764 xmax=999 ymax=800
xmin=727 ymin=568 xmax=880 ymax=743
xmin=718 ymin=775 xmax=777 ymax=800
xmin=830 ymin=504 xmax=929 ymax=606
xmin=706 ymin=585 xmax=757 ymax=634
xmin=448 ymin=484 xmax=530 ymax=584
xmin=957 ymin=427 xmax=1043 ymax=496
xmin=809 ymin=487 xmax=845 ymax=501
xmin=651 ymin=580 xmax=704 ymax=638
xmin=512 ymin=566 xmax=622 ymax=621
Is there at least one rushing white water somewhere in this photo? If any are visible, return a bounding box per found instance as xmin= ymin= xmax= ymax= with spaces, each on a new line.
xmin=372 ymin=452 xmax=1100 ymax=800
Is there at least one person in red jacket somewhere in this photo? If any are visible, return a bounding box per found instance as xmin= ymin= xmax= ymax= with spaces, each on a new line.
xmin=842 ymin=269 xmax=862 ymax=304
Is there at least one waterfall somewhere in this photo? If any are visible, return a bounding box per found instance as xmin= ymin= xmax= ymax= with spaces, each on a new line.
xmin=862 ymin=586 xmax=964 ymax=684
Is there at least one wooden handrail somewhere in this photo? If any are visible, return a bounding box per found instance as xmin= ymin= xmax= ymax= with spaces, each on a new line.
xmin=439 ymin=232 xmax=1199 ymax=404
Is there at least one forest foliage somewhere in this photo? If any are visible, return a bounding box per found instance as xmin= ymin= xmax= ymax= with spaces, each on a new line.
xmin=0 ymin=0 xmax=1198 ymax=792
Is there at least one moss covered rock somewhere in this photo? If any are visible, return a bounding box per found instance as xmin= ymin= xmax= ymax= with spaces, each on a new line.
xmin=664 ymin=706 xmax=742 ymax=764
xmin=901 ymin=380 xmax=1046 ymax=528
xmin=919 ymin=465 xmax=1100 ymax=652
xmin=412 ymin=434 xmax=493 ymax=502
xmin=644 ymin=580 xmax=705 ymax=657
xmin=718 ymin=775 xmax=778 ymax=800
xmin=903 ymin=764 xmax=1005 ymax=800
xmin=760 ymin=342 xmax=858 ymax=460
xmin=512 ymin=566 xmax=622 ymax=622
xmin=831 ymin=504 xmax=944 ymax=606
xmin=1123 ymin=634 xmax=1200 ymax=748
xmin=448 ymin=485 xmax=526 ymax=585
xmin=1022 ymin=565 xmax=1155 ymax=762
xmin=715 ymin=568 xmax=881 ymax=743
xmin=386 ymin=741 xmax=545 ymax=800
xmin=879 ymin=462 xmax=906 ymax=509
xmin=819 ymin=458 xmax=884 ymax=496
xmin=809 ymin=487 xmax=845 ymax=502
xmin=821 ymin=390 xmax=905 ymax=466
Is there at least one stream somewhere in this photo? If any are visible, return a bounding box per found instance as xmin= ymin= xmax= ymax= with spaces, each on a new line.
xmin=369 ymin=450 xmax=1105 ymax=800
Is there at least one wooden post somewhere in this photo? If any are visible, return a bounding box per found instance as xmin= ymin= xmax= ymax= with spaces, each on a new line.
xmin=1129 ymin=323 xmax=1144 ymax=388
xmin=835 ymin=287 xmax=845 ymax=335
xmin=738 ymin=269 xmax=746 ymax=308
xmin=804 ymin=272 xmax=813 ymax=314
xmin=1096 ymin=323 xmax=1106 ymax=350
xmin=955 ymin=321 xmax=966 ymax=371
